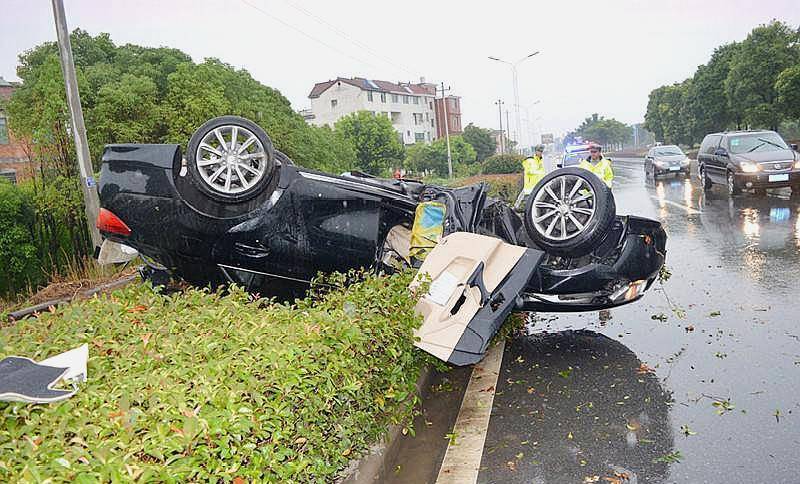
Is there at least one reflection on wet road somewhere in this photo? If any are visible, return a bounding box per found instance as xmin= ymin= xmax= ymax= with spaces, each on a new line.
xmin=479 ymin=159 xmax=800 ymax=483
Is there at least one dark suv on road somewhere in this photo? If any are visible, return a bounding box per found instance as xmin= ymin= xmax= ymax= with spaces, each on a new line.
xmin=697 ymin=130 xmax=800 ymax=196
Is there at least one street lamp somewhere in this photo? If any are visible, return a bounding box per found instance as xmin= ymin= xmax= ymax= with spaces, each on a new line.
xmin=488 ymin=51 xmax=540 ymax=151
xmin=521 ymin=100 xmax=541 ymax=146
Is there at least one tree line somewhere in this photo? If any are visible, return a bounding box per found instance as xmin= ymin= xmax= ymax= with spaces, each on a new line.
xmin=565 ymin=113 xmax=633 ymax=150
xmin=644 ymin=20 xmax=800 ymax=146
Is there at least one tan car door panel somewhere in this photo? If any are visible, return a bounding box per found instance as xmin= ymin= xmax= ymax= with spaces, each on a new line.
xmin=411 ymin=232 xmax=543 ymax=365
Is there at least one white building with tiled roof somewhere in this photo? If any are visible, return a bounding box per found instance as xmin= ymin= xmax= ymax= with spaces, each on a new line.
xmin=307 ymin=77 xmax=438 ymax=145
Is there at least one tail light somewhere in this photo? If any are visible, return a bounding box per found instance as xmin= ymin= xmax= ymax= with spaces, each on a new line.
xmin=96 ymin=208 xmax=131 ymax=236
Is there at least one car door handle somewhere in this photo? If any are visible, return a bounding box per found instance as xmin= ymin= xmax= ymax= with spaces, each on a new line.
xmin=234 ymin=242 xmax=270 ymax=258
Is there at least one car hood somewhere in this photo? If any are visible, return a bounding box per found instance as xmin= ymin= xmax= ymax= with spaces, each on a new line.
xmin=653 ymin=154 xmax=686 ymax=163
xmin=731 ymin=150 xmax=797 ymax=163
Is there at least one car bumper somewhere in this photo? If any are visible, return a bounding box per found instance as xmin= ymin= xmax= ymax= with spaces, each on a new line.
xmin=734 ymin=170 xmax=800 ymax=188
xmin=654 ymin=164 xmax=690 ymax=173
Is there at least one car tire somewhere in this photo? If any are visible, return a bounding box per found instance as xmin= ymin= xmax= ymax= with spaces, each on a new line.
xmin=523 ymin=167 xmax=616 ymax=258
xmin=700 ymin=166 xmax=712 ymax=190
xmin=726 ymin=171 xmax=740 ymax=196
xmin=186 ymin=116 xmax=276 ymax=203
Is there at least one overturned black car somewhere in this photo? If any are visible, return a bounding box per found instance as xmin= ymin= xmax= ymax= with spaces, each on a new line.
xmin=97 ymin=116 xmax=666 ymax=361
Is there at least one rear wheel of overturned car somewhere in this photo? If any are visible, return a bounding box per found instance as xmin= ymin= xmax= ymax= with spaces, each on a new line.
xmin=187 ymin=116 xmax=276 ymax=202
xmin=523 ymin=167 xmax=616 ymax=258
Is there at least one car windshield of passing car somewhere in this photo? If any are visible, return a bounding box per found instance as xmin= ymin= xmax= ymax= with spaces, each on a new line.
xmin=728 ymin=132 xmax=789 ymax=154
xmin=561 ymin=145 xmax=591 ymax=167
xmin=653 ymin=145 xmax=685 ymax=157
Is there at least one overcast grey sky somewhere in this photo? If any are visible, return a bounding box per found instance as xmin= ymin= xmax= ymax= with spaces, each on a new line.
xmin=2 ymin=0 xmax=799 ymax=141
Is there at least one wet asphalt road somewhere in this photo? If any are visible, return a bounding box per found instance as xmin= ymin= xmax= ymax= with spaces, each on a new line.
xmin=478 ymin=158 xmax=800 ymax=483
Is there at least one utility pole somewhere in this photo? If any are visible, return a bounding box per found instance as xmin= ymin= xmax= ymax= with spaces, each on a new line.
xmin=495 ymin=99 xmax=505 ymax=154
xmin=52 ymin=0 xmax=102 ymax=250
xmin=438 ymin=82 xmax=453 ymax=179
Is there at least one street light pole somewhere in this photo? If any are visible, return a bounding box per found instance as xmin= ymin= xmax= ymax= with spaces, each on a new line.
xmin=438 ymin=82 xmax=453 ymax=179
xmin=488 ymin=51 xmax=539 ymax=152
xmin=506 ymin=109 xmax=511 ymax=153
xmin=495 ymin=99 xmax=505 ymax=154
xmin=52 ymin=0 xmax=102 ymax=250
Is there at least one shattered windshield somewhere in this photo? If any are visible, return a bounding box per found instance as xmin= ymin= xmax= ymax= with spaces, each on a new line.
xmin=728 ymin=133 xmax=789 ymax=154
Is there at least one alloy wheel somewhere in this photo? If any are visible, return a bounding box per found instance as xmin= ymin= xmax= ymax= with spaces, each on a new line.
xmin=195 ymin=125 xmax=268 ymax=195
xmin=531 ymin=174 xmax=596 ymax=241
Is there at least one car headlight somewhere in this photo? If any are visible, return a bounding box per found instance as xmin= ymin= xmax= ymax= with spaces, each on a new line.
xmin=654 ymin=161 xmax=667 ymax=167
xmin=794 ymin=159 xmax=800 ymax=169
xmin=740 ymin=161 xmax=760 ymax=173
xmin=681 ymin=158 xmax=690 ymax=166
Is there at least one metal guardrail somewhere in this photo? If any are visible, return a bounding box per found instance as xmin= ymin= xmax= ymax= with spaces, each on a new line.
xmin=0 ymin=169 xmax=17 ymax=184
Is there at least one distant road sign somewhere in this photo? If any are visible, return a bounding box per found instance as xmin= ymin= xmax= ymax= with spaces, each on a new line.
xmin=541 ymin=133 xmax=554 ymax=144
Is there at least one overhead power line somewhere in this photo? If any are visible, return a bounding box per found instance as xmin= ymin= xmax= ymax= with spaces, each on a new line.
xmin=280 ymin=0 xmax=418 ymax=78
xmin=238 ymin=0 xmax=384 ymax=73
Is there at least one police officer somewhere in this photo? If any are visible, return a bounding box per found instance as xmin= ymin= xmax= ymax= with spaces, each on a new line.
xmin=515 ymin=144 xmax=547 ymax=209
xmin=578 ymin=143 xmax=614 ymax=187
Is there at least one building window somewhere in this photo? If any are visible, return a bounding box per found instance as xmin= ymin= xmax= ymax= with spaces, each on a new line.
xmin=381 ymin=92 xmax=386 ymax=103
xmin=413 ymin=96 xmax=419 ymax=104
xmin=403 ymin=95 xmax=409 ymax=104
xmin=426 ymin=132 xmax=431 ymax=141
xmin=330 ymin=99 xmax=338 ymax=108
xmin=392 ymin=94 xmax=399 ymax=103
xmin=429 ymin=102 xmax=433 ymax=110
xmin=430 ymin=119 xmax=434 ymax=128
xmin=367 ymin=92 xmax=373 ymax=102
xmin=413 ymin=113 xmax=424 ymax=125
xmin=0 ymin=117 xmax=8 ymax=145
xmin=391 ymin=112 xmax=402 ymax=124
xmin=415 ymin=132 xmax=425 ymax=143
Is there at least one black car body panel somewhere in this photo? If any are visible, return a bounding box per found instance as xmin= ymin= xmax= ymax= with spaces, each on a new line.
xmin=99 ymin=143 xmax=667 ymax=312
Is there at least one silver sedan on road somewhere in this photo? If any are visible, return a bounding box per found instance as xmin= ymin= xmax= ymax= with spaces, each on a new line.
xmin=644 ymin=145 xmax=691 ymax=178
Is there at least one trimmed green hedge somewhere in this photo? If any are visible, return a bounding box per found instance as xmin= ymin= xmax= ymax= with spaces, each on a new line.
xmin=0 ymin=272 xmax=425 ymax=482
xmin=481 ymin=153 xmax=523 ymax=175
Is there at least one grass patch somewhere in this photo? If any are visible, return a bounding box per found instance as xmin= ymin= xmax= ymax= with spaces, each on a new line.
xmin=0 ymin=271 xmax=426 ymax=482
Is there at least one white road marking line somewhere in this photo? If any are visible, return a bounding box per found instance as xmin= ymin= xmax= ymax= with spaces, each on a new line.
xmin=649 ymin=196 xmax=701 ymax=215
xmin=436 ymin=339 xmax=505 ymax=484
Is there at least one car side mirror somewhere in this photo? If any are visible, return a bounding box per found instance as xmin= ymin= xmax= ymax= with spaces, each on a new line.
xmin=714 ymin=148 xmax=728 ymax=157
xmin=791 ymin=143 xmax=798 ymax=151
xmin=557 ymin=163 xmax=563 ymax=168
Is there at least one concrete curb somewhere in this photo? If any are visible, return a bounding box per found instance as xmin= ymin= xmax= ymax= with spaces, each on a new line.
xmin=7 ymin=274 xmax=138 ymax=322
xmin=338 ymin=364 xmax=436 ymax=484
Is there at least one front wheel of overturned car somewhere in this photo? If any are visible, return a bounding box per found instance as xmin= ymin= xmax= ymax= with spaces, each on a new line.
xmin=186 ymin=116 xmax=276 ymax=203
xmin=523 ymin=167 xmax=616 ymax=258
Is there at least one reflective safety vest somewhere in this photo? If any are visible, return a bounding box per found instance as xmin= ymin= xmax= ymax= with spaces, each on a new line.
xmin=522 ymin=155 xmax=546 ymax=194
xmin=578 ymin=157 xmax=614 ymax=187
